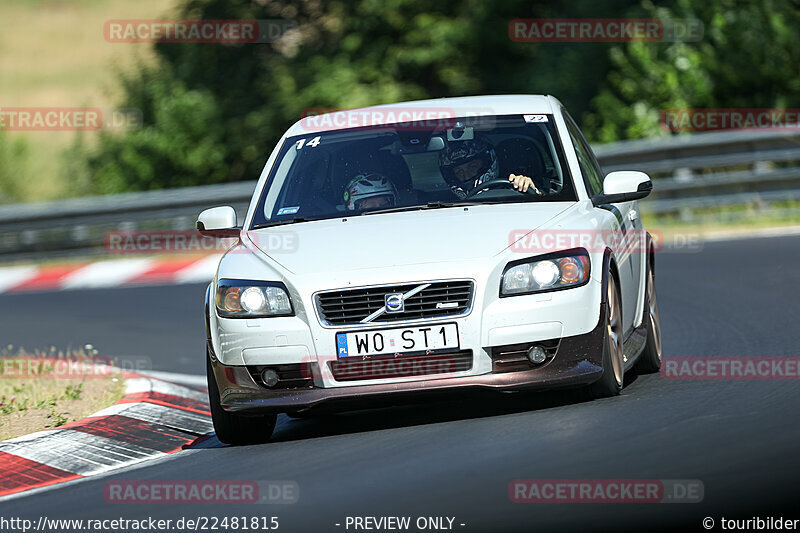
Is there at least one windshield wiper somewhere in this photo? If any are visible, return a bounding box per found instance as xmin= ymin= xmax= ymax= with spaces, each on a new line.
xmin=252 ymin=217 xmax=310 ymax=229
xmin=362 ymin=201 xmax=481 ymax=216
xmin=425 ymin=201 xmax=480 ymax=208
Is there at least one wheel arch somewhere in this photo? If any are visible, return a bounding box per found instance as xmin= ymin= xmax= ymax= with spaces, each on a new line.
xmin=601 ymin=247 xmax=621 ymax=305
xmin=205 ymin=282 xmax=218 ymax=360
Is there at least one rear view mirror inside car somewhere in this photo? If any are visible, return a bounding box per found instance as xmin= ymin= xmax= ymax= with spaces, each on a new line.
xmin=447 ymin=125 xmax=474 ymax=141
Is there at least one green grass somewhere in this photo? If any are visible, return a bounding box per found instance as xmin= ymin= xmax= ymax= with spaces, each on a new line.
xmin=0 ymin=347 xmax=125 ymax=440
xmin=0 ymin=0 xmax=180 ymax=204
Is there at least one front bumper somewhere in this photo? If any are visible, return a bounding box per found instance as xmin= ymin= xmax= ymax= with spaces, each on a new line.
xmin=208 ymin=302 xmax=607 ymax=414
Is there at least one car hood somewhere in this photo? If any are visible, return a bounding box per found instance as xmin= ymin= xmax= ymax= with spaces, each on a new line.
xmin=246 ymin=203 xmax=573 ymax=275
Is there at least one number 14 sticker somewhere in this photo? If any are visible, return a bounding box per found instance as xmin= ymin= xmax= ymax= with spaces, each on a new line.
xmin=296 ymin=136 xmax=321 ymax=149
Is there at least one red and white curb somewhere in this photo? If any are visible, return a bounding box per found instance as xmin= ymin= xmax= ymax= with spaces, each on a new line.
xmin=0 ymin=374 xmax=212 ymax=498
xmin=0 ymin=255 xmax=221 ymax=294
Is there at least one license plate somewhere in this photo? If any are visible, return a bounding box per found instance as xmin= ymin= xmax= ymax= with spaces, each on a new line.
xmin=336 ymin=323 xmax=459 ymax=358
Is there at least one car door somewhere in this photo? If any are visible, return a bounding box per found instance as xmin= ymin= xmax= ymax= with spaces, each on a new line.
xmin=563 ymin=111 xmax=643 ymax=335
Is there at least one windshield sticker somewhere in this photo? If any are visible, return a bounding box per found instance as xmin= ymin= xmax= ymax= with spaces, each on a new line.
xmin=524 ymin=114 xmax=549 ymax=123
xmin=277 ymin=206 xmax=300 ymax=216
xmin=296 ymin=136 xmax=321 ymax=149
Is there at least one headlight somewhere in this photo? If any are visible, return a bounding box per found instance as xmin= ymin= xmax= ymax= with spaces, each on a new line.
xmin=216 ymin=279 xmax=294 ymax=317
xmin=501 ymin=248 xmax=590 ymax=296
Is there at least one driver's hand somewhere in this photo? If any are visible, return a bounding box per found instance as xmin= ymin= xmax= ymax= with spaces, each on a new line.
xmin=509 ymin=174 xmax=543 ymax=195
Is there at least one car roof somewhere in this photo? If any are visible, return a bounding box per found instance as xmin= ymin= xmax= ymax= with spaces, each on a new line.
xmin=285 ymin=94 xmax=558 ymax=137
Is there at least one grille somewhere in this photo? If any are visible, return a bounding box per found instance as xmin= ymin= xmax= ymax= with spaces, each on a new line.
xmin=316 ymin=280 xmax=474 ymax=326
xmin=329 ymin=350 xmax=473 ymax=381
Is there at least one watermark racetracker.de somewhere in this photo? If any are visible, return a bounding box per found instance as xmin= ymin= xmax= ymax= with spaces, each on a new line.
xmin=509 ymin=479 xmax=704 ymax=503
xmin=295 ymin=354 xmax=466 ymax=382
xmin=661 ymin=356 xmax=800 ymax=380
xmin=509 ymin=18 xmax=703 ymax=43
xmin=0 ymin=354 xmax=151 ymax=379
xmin=297 ymin=106 xmax=497 ymax=133
xmin=104 ymin=480 xmax=298 ymax=504
xmin=324 ymin=354 xmax=464 ymax=382
xmin=0 ymin=107 xmax=142 ymax=132
xmin=661 ymin=108 xmax=800 ymax=133
xmin=104 ymin=19 xmax=296 ymax=44
xmin=104 ymin=230 xmax=298 ymax=255
xmin=507 ymin=229 xmax=703 ymax=254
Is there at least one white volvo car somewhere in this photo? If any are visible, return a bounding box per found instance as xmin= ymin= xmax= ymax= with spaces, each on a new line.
xmin=199 ymin=95 xmax=662 ymax=444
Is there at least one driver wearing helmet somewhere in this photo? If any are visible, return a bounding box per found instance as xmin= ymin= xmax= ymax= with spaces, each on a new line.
xmin=343 ymin=172 xmax=398 ymax=211
xmin=439 ymin=135 xmax=541 ymax=200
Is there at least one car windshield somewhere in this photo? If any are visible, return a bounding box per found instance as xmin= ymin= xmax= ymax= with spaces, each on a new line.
xmin=251 ymin=114 xmax=576 ymax=228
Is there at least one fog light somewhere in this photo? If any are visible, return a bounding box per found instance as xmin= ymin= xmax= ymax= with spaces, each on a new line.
xmin=261 ymin=369 xmax=279 ymax=388
xmin=527 ymin=345 xmax=547 ymax=364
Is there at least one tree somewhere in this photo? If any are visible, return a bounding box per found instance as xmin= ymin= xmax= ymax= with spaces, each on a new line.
xmin=584 ymin=0 xmax=800 ymax=142
xmin=87 ymin=0 xmax=638 ymax=192
xmin=88 ymin=0 xmax=800 ymax=192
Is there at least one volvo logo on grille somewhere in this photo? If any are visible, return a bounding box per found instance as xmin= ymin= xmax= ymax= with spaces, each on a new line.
xmin=385 ymin=293 xmax=404 ymax=313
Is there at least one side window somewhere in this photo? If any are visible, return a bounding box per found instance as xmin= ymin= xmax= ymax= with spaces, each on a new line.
xmin=564 ymin=111 xmax=604 ymax=196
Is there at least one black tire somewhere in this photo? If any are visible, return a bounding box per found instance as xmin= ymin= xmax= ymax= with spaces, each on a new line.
xmin=206 ymin=354 xmax=276 ymax=445
xmin=588 ymin=272 xmax=625 ymax=399
xmin=634 ymin=262 xmax=662 ymax=374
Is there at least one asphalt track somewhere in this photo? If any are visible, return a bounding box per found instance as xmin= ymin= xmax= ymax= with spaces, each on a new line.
xmin=2 ymin=235 xmax=800 ymax=532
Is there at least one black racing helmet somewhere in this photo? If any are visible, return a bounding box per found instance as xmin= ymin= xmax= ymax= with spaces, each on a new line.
xmin=438 ymin=134 xmax=499 ymax=198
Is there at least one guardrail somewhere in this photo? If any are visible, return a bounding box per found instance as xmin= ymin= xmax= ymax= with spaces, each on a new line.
xmin=2 ymin=129 xmax=800 ymax=262
xmin=593 ymin=129 xmax=800 ymax=219
xmin=0 ymin=182 xmax=256 ymax=262
xmin=594 ymin=129 xmax=800 ymax=174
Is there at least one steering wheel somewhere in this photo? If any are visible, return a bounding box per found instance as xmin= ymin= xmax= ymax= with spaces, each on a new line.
xmin=465 ymin=178 xmax=542 ymax=199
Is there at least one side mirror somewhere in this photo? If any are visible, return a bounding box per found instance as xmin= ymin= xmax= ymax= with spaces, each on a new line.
xmin=591 ymin=171 xmax=653 ymax=206
xmin=196 ymin=206 xmax=240 ymax=237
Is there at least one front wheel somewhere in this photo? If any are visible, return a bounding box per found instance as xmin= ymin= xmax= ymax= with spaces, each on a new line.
xmin=634 ymin=263 xmax=662 ymax=374
xmin=207 ymin=354 xmax=276 ymax=445
xmin=588 ymin=272 xmax=625 ymax=398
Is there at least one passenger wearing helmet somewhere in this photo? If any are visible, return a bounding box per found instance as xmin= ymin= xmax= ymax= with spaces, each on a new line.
xmin=439 ymin=135 xmax=541 ymax=199
xmin=343 ymin=172 xmax=398 ymax=211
